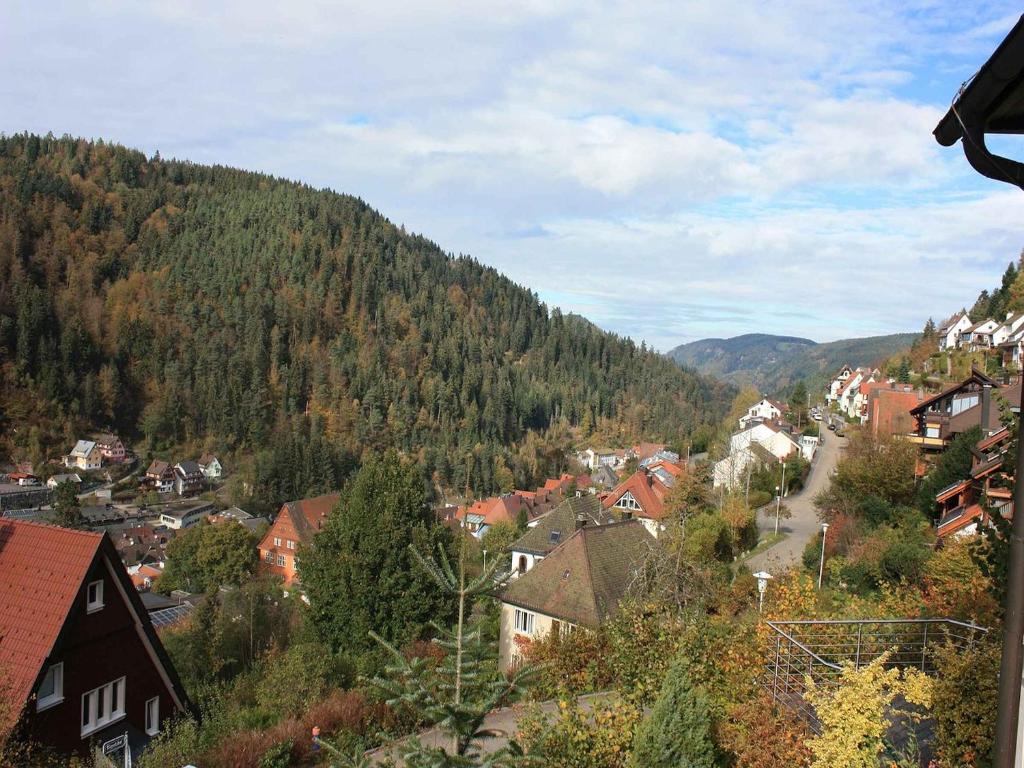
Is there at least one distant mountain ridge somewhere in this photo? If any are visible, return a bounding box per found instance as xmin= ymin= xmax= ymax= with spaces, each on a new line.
xmin=668 ymin=332 xmax=919 ymax=393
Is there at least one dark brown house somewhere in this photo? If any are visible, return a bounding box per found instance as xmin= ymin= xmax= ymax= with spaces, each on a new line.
xmin=0 ymin=519 xmax=190 ymax=759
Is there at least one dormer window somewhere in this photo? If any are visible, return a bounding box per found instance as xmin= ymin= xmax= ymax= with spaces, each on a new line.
xmin=36 ymin=662 xmax=63 ymax=711
xmin=86 ymin=580 xmax=104 ymax=613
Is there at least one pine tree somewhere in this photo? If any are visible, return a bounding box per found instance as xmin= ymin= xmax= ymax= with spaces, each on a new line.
xmin=629 ymin=656 xmax=716 ymax=768
xmin=51 ymin=481 xmax=86 ymax=529
xmin=329 ymin=538 xmax=535 ymax=767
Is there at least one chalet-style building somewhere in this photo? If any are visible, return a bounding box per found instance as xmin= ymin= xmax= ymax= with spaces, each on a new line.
xmin=938 ymin=310 xmax=972 ymax=351
xmin=197 ymin=454 xmax=222 ymax=481
xmin=826 ymin=364 xmax=855 ymax=403
xmin=257 ymin=493 xmax=341 ymax=585
xmin=738 ymin=397 xmax=786 ymax=429
xmin=508 ymin=495 xmax=616 ymax=578
xmin=907 ymin=369 xmax=1019 ymax=456
xmin=0 ymin=520 xmax=190 ymax=759
xmin=934 ymin=426 xmax=1014 ymax=537
xmin=172 ymin=461 xmax=204 ymax=496
xmin=144 ymin=461 xmax=175 ymax=494
xmin=498 ymin=519 xmax=656 ymax=671
xmin=961 ymin=318 xmax=1001 ymax=351
xmin=602 ymin=461 xmax=684 ymax=536
xmin=65 ymin=440 xmax=101 ymax=472
xmin=92 ymin=434 xmax=127 ymax=464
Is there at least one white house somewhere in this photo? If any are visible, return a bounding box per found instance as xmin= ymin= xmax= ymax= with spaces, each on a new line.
xmin=962 ymin=318 xmax=1000 ymax=350
xmin=837 ymin=371 xmax=865 ymax=414
xmin=826 ymin=365 xmax=854 ymax=404
xmin=581 ymin=447 xmax=624 ymax=471
xmin=64 ymin=440 xmax=101 ymax=471
xmin=713 ymin=422 xmax=801 ymax=488
xmin=157 ymin=502 xmax=214 ymax=530
xmin=46 ymin=473 xmax=82 ymax=489
xmin=938 ymin=311 xmax=972 ymax=351
xmin=197 ymin=453 xmax=222 ymax=480
xmin=992 ymin=311 xmax=1024 ymax=347
xmin=738 ymin=397 xmax=786 ymax=428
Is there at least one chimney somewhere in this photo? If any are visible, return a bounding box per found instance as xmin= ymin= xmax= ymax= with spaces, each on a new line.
xmin=981 ymin=383 xmax=992 ymax=436
xmin=575 ymin=513 xmax=587 ymax=531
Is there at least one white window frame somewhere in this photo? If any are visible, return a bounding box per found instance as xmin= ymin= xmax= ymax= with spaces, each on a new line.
xmin=36 ymin=662 xmax=64 ymax=711
xmin=614 ymin=492 xmax=641 ymax=512
xmin=81 ymin=677 xmax=126 ymax=737
xmin=513 ymin=608 xmax=535 ymax=635
xmin=86 ymin=580 xmax=104 ymax=613
xmin=145 ymin=696 xmax=159 ymax=736
xmin=286 ymin=539 xmax=296 ymax=550
xmin=273 ymin=536 xmax=282 ymax=547
xmin=276 ymin=553 xmax=287 ymax=567
xmin=263 ymin=550 xmax=274 ymax=563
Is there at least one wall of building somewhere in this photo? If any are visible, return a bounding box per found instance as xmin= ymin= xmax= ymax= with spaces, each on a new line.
xmin=25 ymin=555 xmax=179 ymax=754
xmin=498 ymin=602 xmax=557 ymax=672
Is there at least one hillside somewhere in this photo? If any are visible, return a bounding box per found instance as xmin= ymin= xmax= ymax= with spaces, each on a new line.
xmin=668 ymin=332 xmax=919 ymax=392
xmin=0 ymin=134 xmax=731 ymax=503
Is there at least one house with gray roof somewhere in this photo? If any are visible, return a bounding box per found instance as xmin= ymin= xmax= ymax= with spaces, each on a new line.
xmin=509 ymin=495 xmax=617 ymax=578
xmin=498 ymin=519 xmax=656 ymax=671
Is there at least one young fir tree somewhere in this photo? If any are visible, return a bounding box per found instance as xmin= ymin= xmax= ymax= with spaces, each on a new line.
xmin=327 ymin=537 xmax=537 ymax=768
xmin=629 ymin=655 xmax=716 ymax=768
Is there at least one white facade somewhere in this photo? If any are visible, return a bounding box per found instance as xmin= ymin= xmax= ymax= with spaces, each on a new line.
xmin=964 ymin=318 xmax=1000 ymax=350
xmin=837 ymin=372 xmax=865 ymax=413
xmin=498 ymin=602 xmax=572 ymax=672
xmin=993 ymin=312 xmax=1024 ymax=347
xmin=582 ymin=448 xmax=623 ymax=471
xmin=509 ymin=550 xmax=543 ymax=579
xmin=713 ymin=423 xmax=800 ymax=488
xmin=199 ymin=457 xmax=222 ymax=480
xmin=65 ymin=440 xmax=101 ymax=471
xmin=738 ymin=398 xmax=783 ymax=428
xmin=939 ymin=313 xmax=972 ymax=351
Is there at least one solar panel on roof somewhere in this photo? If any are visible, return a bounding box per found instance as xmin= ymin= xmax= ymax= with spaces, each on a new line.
xmin=149 ymin=603 xmax=194 ymax=628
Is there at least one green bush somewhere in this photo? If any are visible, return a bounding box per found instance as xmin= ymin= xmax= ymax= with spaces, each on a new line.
xmin=259 ymin=740 xmax=293 ymax=768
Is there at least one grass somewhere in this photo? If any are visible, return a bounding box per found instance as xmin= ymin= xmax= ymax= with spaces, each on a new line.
xmin=738 ymin=531 xmax=788 ymax=563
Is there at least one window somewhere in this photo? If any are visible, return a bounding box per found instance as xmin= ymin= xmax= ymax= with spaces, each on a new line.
xmin=614 ymin=492 xmax=641 ymax=512
xmin=263 ymin=550 xmax=273 ymax=563
xmin=276 ymin=554 xmax=287 ymax=567
xmin=145 ymin=696 xmax=160 ymax=736
xmin=517 ymin=555 xmax=528 ymax=575
xmin=513 ymin=608 xmax=534 ymax=635
xmin=86 ymin=580 xmax=104 ymax=613
xmin=273 ymin=536 xmax=282 ymax=547
xmin=36 ymin=663 xmax=63 ymax=711
xmin=286 ymin=539 xmax=296 ymax=550
xmin=81 ymin=678 xmax=125 ymax=737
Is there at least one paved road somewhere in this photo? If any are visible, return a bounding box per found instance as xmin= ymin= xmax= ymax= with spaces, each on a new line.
xmin=368 ymin=692 xmax=614 ymax=764
xmin=745 ymin=429 xmax=845 ymax=573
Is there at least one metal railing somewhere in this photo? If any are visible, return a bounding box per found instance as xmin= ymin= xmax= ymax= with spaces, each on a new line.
xmin=764 ymin=618 xmax=988 ymax=731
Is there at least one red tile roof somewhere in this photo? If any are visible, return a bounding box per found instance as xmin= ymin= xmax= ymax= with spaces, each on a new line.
xmin=456 ymin=495 xmax=528 ymax=527
xmin=632 ymin=442 xmax=668 ymax=461
xmin=602 ymin=468 xmax=672 ymax=520
xmin=0 ymin=520 xmax=103 ymax=733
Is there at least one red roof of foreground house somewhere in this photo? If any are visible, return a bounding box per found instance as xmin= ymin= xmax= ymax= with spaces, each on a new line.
xmin=0 ymin=521 xmax=104 ymax=731
xmin=602 ymin=468 xmax=672 ymax=520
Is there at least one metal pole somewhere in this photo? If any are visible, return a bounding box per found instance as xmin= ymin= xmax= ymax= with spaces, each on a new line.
xmin=994 ymin=380 xmax=1024 ymax=768
xmin=775 ymin=461 xmax=786 ymax=535
xmin=818 ymin=523 xmax=829 ymax=589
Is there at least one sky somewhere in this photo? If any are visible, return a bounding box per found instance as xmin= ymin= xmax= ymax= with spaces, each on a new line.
xmin=3 ymin=1 xmax=1024 ymax=351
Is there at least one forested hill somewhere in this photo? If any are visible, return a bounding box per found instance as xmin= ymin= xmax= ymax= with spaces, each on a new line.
xmin=0 ymin=133 xmax=731 ymax=501
xmin=668 ymin=332 xmax=919 ymax=392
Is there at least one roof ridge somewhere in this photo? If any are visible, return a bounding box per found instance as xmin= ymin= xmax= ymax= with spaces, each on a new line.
xmin=0 ymin=518 xmax=103 ymax=539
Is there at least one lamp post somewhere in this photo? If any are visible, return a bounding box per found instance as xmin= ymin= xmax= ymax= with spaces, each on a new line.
xmin=482 ymin=549 xmax=488 ymax=570
xmin=774 ymin=485 xmax=781 ymax=535
xmin=818 ymin=523 xmax=829 ymax=589
xmin=754 ymin=571 xmax=773 ymax=613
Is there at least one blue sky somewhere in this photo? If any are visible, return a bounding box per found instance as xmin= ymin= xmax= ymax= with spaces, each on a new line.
xmin=3 ymin=1 xmax=1024 ymax=350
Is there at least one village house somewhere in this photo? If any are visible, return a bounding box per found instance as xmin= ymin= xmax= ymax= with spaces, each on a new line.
xmin=937 ymin=310 xmax=972 ymax=351
xmin=508 ymin=495 xmax=616 ymax=578
xmin=498 ymin=519 xmax=656 ymax=672
xmin=145 ymin=460 xmax=175 ymax=494
xmin=601 ymin=460 xmax=684 ymax=537
xmin=157 ymin=501 xmax=214 ymax=531
xmin=826 ymin=364 xmax=854 ymax=404
xmin=209 ymin=506 xmax=267 ymax=534
xmin=65 ymin=440 xmax=102 ymax=472
xmin=991 ymin=311 xmax=1024 ymax=347
xmin=91 ymin=433 xmax=127 ymax=464
xmin=589 ymin=464 xmax=619 ymax=491
xmin=934 ymin=425 xmax=1013 ymax=538
xmin=197 ymin=453 xmax=222 ymax=481
xmin=172 ymin=460 xmax=204 ymax=496
xmin=738 ymin=397 xmax=787 ymax=428
xmin=456 ymin=495 xmax=531 ymax=538
xmin=712 ymin=420 xmax=802 ymax=489
xmin=580 ymin=447 xmax=626 ymax=471
xmin=257 ymin=493 xmax=341 ymax=585
xmin=0 ymin=519 xmax=190 ymax=759
xmin=46 ymin=473 xmax=82 ymax=489
xmin=961 ymin=318 xmax=1001 ymax=351
xmin=907 ymin=369 xmax=1019 ymax=457
xmin=865 ymin=384 xmax=924 ymax=438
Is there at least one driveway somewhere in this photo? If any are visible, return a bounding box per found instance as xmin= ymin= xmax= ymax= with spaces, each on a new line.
xmin=367 ymin=692 xmax=614 ymax=765
xmin=745 ymin=430 xmax=845 ymax=572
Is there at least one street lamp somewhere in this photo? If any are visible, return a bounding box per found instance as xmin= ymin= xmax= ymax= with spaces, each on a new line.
xmin=754 ymin=570 xmax=773 ymax=613
xmin=774 ymin=461 xmax=786 ymax=535
xmin=482 ymin=549 xmax=488 ymax=570
xmin=818 ymin=523 xmax=829 ymax=589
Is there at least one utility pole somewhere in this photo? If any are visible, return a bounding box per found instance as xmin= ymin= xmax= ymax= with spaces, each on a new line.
xmin=993 ymin=380 xmax=1024 ymax=767
xmin=774 ymin=460 xmax=786 ymax=535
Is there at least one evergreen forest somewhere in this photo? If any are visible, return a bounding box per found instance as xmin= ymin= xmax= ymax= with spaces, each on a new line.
xmin=0 ymin=133 xmax=730 ymax=502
